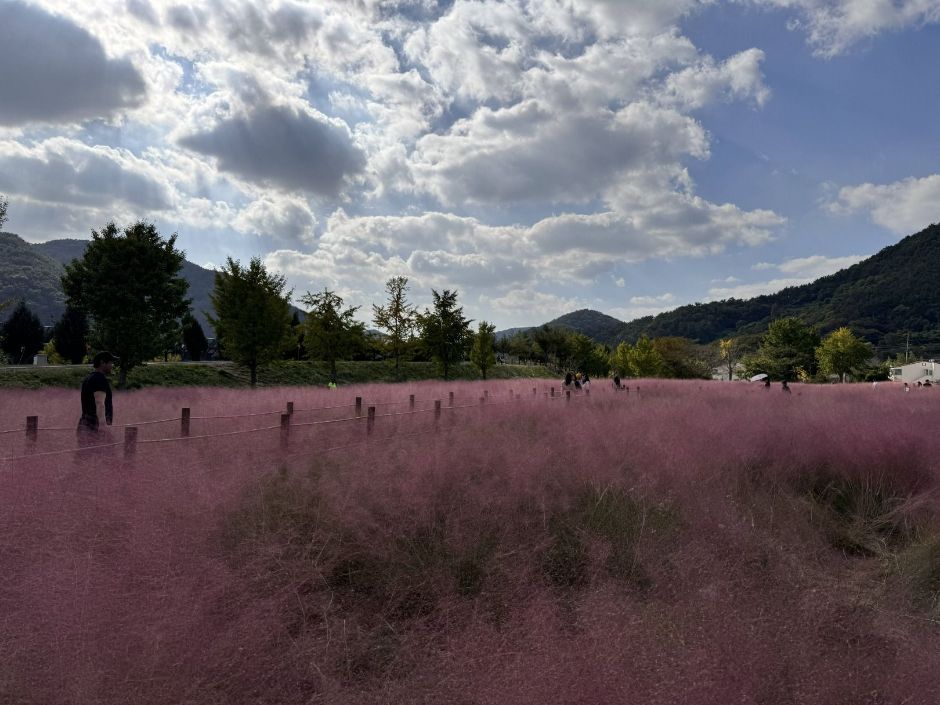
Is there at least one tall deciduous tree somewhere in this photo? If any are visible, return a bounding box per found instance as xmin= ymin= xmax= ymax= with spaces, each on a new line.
xmin=816 ymin=327 xmax=873 ymax=382
xmin=1 ymin=301 xmax=44 ymax=364
xmin=718 ymin=338 xmax=742 ymax=381
xmin=61 ymin=221 xmax=190 ymax=386
xmin=418 ymin=289 xmax=472 ymax=380
xmin=181 ymin=313 xmax=209 ymax=361
xmin=610 ymin=341 xmax=632 ymax=377
xmin=470 ymin=320 xmax=496 ymax=380
xmin=209 ymin=257 xmax=292 ymax=387
xmin=372 ymin=276 xmax=418 ymax=380
xmin=52 ymin=306 xmax=88 ymax=364
xmin=748 ymin=317 xmax=820 ymax=382
xmin=301 ymin=289 xmax=366 ymax=384
xmin=627 ymin=335 xmax=666 ymax=378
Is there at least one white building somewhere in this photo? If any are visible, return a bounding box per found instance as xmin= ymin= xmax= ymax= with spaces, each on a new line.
xmin=889 ymin=360 xmax=937 ymax=384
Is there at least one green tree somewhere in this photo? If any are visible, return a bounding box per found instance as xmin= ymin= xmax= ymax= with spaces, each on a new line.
xmin=0 ymin=195 xmax=8 ymax=229
xmin=610 ymin=341 xmax=632 ymax=377
xmin=372 ymin=276 xmax=418 ymax=380
xmin=52 ymin=306 xmax=88 ymax=364
xmin=653 ymin=337 xmax=713 ymax=379
xmin=181 ymin=313 xmax=209 ymax=361
xmin=208 ymin=257 xmax=292 ymax=387
xmin=417 ymin=289 xmax=472 ymax=380
xmin=470 ymin=320 xmax=497 ymax=379
xmin=747 ymin=317 xmax=820 ymax=382
xmin=1 ymin=301 xmax=44 ymax=364
xmin=816 ymin=327 xmax=874 ymax=382
xmin=61 ymin=221 xmax=190 ymax=386
xmin=301 ymin=289 xmax=367 ymax=384
xmin=627 ymin=336 xmax=666 ymax=377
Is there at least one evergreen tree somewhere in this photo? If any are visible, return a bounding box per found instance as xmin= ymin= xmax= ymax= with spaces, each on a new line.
xmin=181 ymin=313 xmax=209 ymax=361
xmin=470 ymin=321 xmax=497 ymax=379
xmin=61 ymin=221 xmax=190 ymax=386
xmin=747 ymin=317 xmax=820 ymax=382
xmin=417 ymin=289 xmax=472 ymax=380
xmin=52 ymin=306 xmax=88 ymax=364
xmin=372 ymin=276 xmax=418 ymax=380
xmin=209 ymin=257 xmax=292 ymax=387
xmin=816 ymin=327 xmax=873 ymax=382
xmin=0 ymin=195 xmax=7 ymax=230
xmin=1 ymin=300 xmax=44 ymax=364
xmin=301 ymin=289 xmax=366 ymax=384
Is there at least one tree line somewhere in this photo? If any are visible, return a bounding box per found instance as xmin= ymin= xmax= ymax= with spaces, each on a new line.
xmin=0 ymin=220 xmax=497 ymax=386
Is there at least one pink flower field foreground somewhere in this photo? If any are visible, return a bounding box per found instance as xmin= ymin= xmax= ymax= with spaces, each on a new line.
xmin=2 ymin=380 xmax=939 ymax=704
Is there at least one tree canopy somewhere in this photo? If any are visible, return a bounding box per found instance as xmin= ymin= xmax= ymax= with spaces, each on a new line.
xmin=418 ymin=289 xmax=472 ymax=380
xmin=1 ymin=300 xmax=44 ymax=364
xmin=182 ymin=313 xmax=209 ymax=362
xmin=52 ymin=305 xmax=88 ymax=364
xmin=372 ymin=276 xmax=418 ymax=380
xmin=816 ymin=327 xmax=873 ymax=382
xmin=208 ymin=257 xmax=292 ymax=386
xmin=746 ymin=317 xmax=820 ymax=381
xmin=301 ymin=288 xmax=366 ymax=384
xmin=470 ymin=320 xmax=496 ymax=379
xmin=61 ymin=221 xmax=190 ymax=386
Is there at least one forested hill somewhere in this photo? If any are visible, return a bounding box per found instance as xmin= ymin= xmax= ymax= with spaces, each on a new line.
xmin=617 ymin=222 xmax=940 ymax=357
xmin=546 ymin=309 xmax=627 ymax=343
xmin=1 ymin=233 xmax=220 ymax=334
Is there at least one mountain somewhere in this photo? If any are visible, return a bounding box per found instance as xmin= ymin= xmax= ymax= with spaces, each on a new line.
xmin=1 ymin=234 xmax=221 ymax=334
xmin=545 ymin=309 xmax=627 ymax=343
xmin=616 ymin=222 xmax=940 ymax=358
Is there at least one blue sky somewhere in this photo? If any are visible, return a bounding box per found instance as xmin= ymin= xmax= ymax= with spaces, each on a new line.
xmin=1 ymin=0 xmax=938 ymax=329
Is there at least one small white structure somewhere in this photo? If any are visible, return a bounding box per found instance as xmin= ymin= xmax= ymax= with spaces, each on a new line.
xmin=32 ymin=354 xmax=48 ymax=366
xmin=889 ymin=360 xmax=937 ymax=384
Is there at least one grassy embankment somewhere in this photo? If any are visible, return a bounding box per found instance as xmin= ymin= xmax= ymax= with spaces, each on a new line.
xmin=0 ymin=360 xmax=555 ymax=389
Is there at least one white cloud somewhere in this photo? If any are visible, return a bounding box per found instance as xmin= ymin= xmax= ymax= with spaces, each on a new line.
xmin=742 ymin=0 xmax=940 ymax=56
xmin=711 ymin=252 xmax=865 ymax=299
xmin=830 ymin=174 xmax=940 ymax=234
xmin=630 ymin=293 xmax=677 ymax=306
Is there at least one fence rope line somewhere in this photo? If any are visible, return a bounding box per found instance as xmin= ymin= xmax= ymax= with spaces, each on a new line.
xmin=1 ymin=441 xmax=123 ymax=462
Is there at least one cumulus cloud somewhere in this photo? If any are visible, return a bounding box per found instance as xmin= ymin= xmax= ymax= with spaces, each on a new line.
xmin=0 ymin=1 xmax=146 ymax=126
xmin=0 ymin=138 xmax=171 ymax=211
xmin=830 ymin=174 xmax=940 ymax=234
xmin=742 ymin=0 xmax=940 ymax=56
xmin=178 ymin=104 xmax=367 ymax=196
xmin=710 ymin=253 xmax=865 ymax=299
xmin=232 ymin=194 xmax=318 ymax=245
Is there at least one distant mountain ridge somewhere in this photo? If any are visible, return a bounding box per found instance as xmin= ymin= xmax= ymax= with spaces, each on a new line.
xmin=496 ymin=222 xmax=940 ymax=359
xmin=1 ymin=233 xmax=220 ymax=334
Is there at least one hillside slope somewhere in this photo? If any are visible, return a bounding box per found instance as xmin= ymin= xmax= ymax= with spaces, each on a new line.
xmin=617 ymin=222 xmax=940 ymax=356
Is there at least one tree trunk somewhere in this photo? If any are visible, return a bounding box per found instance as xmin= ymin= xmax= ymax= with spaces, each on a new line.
xmin=119 ymin=365 xmax=128 ymax=388
xmin=330 ymin=358 xmax=337 ymax=384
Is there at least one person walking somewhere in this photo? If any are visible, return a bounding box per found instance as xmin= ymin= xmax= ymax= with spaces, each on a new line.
xmin=77 ymin=351 xmax=117 ymax=444
xmin=781 ymin=380 xmax=791 ymax=393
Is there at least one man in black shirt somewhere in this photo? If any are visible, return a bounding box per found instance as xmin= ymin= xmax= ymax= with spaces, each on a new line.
xmin=77 ymin=351 xmax=117 ymax=443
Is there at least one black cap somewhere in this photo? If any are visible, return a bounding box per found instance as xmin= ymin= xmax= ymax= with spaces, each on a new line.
xmin=92 ymin=351 xmax=118 ymax=367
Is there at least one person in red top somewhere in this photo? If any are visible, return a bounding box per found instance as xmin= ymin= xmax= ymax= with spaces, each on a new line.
xmin=77 ymin=351 xmax=117 ymax=444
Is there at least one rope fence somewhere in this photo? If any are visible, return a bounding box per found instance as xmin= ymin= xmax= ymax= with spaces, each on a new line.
xmin=0 ymin=384 xmax=623 ymax=467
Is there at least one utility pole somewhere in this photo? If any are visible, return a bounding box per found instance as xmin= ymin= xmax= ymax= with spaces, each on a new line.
xmin=906 ymin=332 xmax=910 ymax=363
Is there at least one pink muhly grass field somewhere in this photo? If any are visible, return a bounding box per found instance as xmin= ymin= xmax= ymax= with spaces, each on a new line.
xmin=1 ymin=380 xmax=939 ymax=704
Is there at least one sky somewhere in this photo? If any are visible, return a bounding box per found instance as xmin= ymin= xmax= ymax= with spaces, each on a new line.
xmin=1 ymin=0 xmax=939 ymax=329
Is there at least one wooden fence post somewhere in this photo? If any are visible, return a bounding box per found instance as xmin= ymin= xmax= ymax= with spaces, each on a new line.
xmin=532 ymin=387 xmax=537 ymax=396
xmin=355 ymin=396 xmax=362 ymax=418
xmin=124 ymin=426 xmax=138 ymax=459
xmin=367 ymin=406 xmax=376 ymax=435
xmin=26 ymin=416 xmax=38 ymax=443
xmin=280 ymin=413 xmax=291 ymax=450
xmin=449 ymin=391 xmax=454 ymax=407
xmin=286 ymin=401 xmax=294 ymax=417
xmin=434 ymin=400 xmax=441 ymax=429
xmin=551 ymin=387 xmax=555 ymax=398
xmin=409 ymin=394 xmax=415 ymax=411
xmin=181 ymin=408 xmax=190 ymax=437
xmin=484 ymin=390 xmax=489 ymax=401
